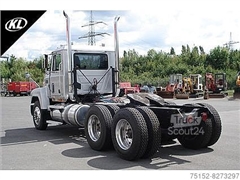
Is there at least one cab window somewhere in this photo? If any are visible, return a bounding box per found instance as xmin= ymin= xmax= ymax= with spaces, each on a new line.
xmin=74 ymin=53 xmax=108 ymax=70
xmin=52 ymin=54 xmax=61 ymax=71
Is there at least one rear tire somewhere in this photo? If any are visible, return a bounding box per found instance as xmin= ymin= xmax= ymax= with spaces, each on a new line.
xmin=197 ymin=103 xmax=222 ymax=146
xmin=32 ymin=101 xmax=48 ymax=130
xmin=111 ymin=108 xmax=148 ymax=161
xmin=136 ymin=107 xmax=161 ymax=158
xmin=85 ymin=105 xmax=113 ymax=151
xmin=177 ymin=103 xmax=213 ymax=150
xmin=104 ymin=104 xmax=120 ymax=117
xmin=177 ymin=118 xmax=212 ymax=149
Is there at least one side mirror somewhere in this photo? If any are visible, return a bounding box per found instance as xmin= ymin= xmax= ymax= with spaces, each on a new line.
xmin=43 ymin=54 xmax=49 ymax=69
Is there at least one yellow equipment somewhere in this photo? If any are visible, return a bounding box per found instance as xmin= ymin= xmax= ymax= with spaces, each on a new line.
xmin=233 ymin=71 xmax=240 ymax=99
xmin=175 ymin=74 xmax=204 ymax=99
xmin=189 ymin=74 xmax=204 ymax=97
xmin=175 ymin=77 xmax=190 ymax=99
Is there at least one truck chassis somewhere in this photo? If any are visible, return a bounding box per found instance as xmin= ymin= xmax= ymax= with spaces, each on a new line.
xmin=30 ymin=11 xmax=222 ymax=161
xmin=30 ymin=92 xmax=221 ymax=161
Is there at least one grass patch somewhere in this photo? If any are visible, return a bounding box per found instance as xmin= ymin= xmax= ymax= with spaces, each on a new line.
xmin=226 ymin=90 xmax=234 ymax=97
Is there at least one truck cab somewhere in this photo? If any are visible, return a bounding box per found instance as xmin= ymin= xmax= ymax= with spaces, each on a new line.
xmin=44 ymin=46 xmax=117 ymax=104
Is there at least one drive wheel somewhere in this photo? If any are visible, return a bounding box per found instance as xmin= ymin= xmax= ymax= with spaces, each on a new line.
xmin=111 ymin=108 xmax=148 ymax=161
xmin=177 ymin=103 xmax=213 ymax=149
xmin=177 ymin=118 xmax=212 ymax=149
xmin=197 ymin=103 xmax=222 ymax=146
xmin=85 ymin=105 xmax=113 ymax=151
xmin=136 ymin=107 xmax=161 ymax=158
xmin=32 ymin=101 xmax=48 ymax=130
xmin=104 ymin=104 xmax=120 ymax=117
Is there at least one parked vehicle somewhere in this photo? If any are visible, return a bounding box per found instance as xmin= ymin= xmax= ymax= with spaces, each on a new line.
xmin=204 ymin=72 xmax=228 ymax=98
xmin=233 ymin=71 xmax=240 ymax=99
xmin=157 ymin=74 xmax=182 ymax=98
xmin=175 ymin=74 xmax=204 ymax=99
xmin=30 ymin=11 xmax=222 ymax=161
xmin=6 ymin=81 xmax=38 ymax=96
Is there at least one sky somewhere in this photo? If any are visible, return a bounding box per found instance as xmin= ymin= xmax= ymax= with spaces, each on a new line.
xmin=1 ymin=0 xmax=240 ymax=61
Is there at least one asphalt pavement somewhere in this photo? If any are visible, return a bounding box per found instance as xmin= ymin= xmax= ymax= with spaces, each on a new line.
xmin=0 ymin=96 xmax=240 ymax=170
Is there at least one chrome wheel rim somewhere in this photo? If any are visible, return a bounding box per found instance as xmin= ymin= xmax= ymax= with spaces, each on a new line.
xmin=88 ymin=115 xmax=101 ymax=142
xmin=115 ymin=119 xmax=133 ymax=150
xmin=33 ymin=106 xmax=41 ymax=126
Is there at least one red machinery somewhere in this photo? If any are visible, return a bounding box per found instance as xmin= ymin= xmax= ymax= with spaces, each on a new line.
xmin=157 ymin=74 xmax=182 ymax=98
xmin=6 ymin=81 xmax=38 ymax=96
xmin=205 ymin=73 xmax=228 ymax=98
xmin=7 ymin=82 xmax=17 ymax=96
xmin=119 ymin=82 xmax=140 ymax=95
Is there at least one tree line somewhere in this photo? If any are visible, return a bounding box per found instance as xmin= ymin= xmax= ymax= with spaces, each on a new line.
xmin=1 ymin=45 xmax=240 ymax=89
xmin=0 ymin=55 xmax=45 ymax=86
xmin=120 ymin=45 xmax=240 ymax=89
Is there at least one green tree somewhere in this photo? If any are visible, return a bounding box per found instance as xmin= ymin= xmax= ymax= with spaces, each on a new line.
xmin=119 ymin=45 xmax=239 ymax=90
xmin=229 ymin=50 xmax=240 ymax=71
xmin=206 ymin=46 xmax=229 ymax=70
xmin=170 ymin=47 xmax=175 ymax=55
xmin=0 ymin=60 xmax=10 ymax=79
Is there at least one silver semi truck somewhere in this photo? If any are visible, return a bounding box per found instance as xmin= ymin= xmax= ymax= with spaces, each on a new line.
xmin=30 ymin=11 xmax=222 ymax=161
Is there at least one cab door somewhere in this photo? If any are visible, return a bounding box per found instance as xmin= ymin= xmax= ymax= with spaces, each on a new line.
xmin=49 ymin=52 xmax=65 ymax=101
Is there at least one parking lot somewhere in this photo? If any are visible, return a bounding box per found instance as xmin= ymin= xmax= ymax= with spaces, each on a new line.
xmin=0 ymin=96 xmax=240 ymax=170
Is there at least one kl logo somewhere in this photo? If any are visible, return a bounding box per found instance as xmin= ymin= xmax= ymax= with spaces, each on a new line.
xmin=5 ymin=17 xmax=28 ymax=32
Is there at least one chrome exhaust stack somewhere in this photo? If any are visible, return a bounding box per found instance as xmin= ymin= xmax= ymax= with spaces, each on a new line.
xmin=63 ymin=11 xmax=73 ymax=94
xmin=114 ymin=16 xmax=120 ymax=93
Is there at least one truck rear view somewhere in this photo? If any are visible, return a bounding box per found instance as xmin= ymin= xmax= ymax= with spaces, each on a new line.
xmin=30 ymin=11 xmax=222 ymax=161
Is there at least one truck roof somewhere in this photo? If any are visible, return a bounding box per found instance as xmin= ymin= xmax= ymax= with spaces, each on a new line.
xmin=54 ymin=45 xmax=115 ymax=53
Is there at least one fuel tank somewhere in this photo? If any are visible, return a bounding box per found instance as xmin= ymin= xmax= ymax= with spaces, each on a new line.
xmin=50 ymin=104 xmax=90 ymax=127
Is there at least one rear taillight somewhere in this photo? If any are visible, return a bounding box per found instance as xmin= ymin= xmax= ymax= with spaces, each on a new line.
xmin=201 ymin=112 xmax=208 ymax=121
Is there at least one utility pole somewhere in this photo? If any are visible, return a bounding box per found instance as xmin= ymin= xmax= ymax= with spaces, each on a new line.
xmin=79 ymin=11 xmax=109 ymax=46
xmin=223 ymin=32 xmax=239 ymax=50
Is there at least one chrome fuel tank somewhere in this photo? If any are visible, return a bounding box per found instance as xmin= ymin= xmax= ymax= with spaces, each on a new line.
xmin=51 ymin=104 xmax=90 ymax=127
